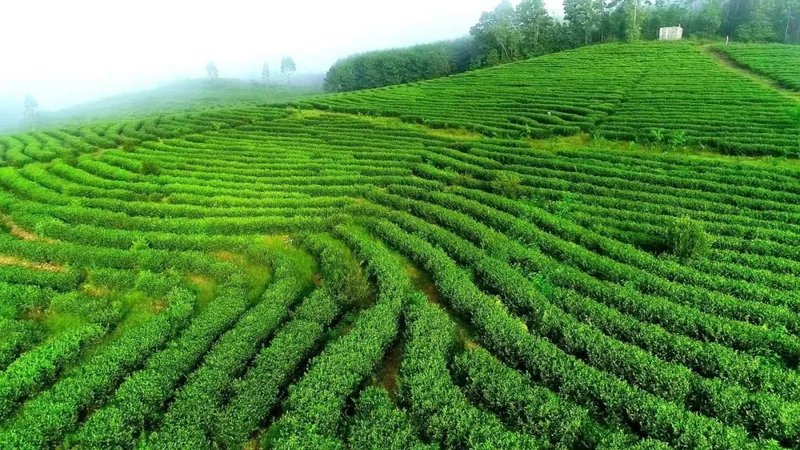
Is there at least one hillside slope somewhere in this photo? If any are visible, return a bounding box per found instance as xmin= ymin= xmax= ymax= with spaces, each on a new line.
xmin=0 ymin=43 xmax=799 ymax=449
xmin=715 ymin=44 xmax=800 ymax=91
xmin=298 ymin=42 xmax=800 ymax=156
xmin=2 ymin=79 xmax=320 ymax=134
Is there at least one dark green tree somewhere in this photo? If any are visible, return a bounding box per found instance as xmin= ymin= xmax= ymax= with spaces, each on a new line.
xmin=517 ymin=0 xmax=554 ymax=56
xmin=564 ymin=0 xmax=598 ymax=44
xmin=470 ymin=1 xmax=523 ymax=65
xmin=424 ymin=51 xmax=452 ymax=79
xmin=323 ymin=39 xmax=472 ymax=92
xmin=736 ymin=0 xmax=776 ymax=41
xmin=695 ymin=0 xmax=724 ymax=36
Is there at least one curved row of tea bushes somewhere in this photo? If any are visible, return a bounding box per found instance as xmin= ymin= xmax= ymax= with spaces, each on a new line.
xmin=211 ymin=235 xmax=367 ymax=449
xmin=298 ymin=43 xmax=800 ymax=156
xmin=143 ymin=247 xmax=315 ymax=449
xmin=0 ymin=287 xmax=197 ymax=449
xmin=347 ymin=386 xmax=434 ymax=450
xmin=263 ymin=227 xmax=403 ymax=449
xmin=370 ymin=219 xmax=771 ymax=449
xmin=1 ymin=98 xmax=799 ymax=448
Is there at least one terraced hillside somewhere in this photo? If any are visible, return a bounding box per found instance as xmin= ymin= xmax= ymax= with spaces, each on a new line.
xmin=0 ymin=42 xmax=800 ymax=450
xmin=299 ymin=43 xmax=800 ymax=156
xmin=716 ymin=44 xmax=800 ymax=90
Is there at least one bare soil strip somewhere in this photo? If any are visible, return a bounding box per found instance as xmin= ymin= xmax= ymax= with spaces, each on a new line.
xmin=0 ymin=255 xmax=66 ymax=272
xmin=1 ymin=216 xmax=57 ymax=243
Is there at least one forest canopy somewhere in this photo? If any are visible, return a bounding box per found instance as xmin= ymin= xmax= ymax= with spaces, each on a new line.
xmin=323 ymin=38 xmax=478 ymax=92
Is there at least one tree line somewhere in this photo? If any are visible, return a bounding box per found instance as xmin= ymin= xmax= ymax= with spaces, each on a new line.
xmin=323 ymin=38 xmax=478 ymax=92
xmin=325 ymin=0 xmax=799 ymax=92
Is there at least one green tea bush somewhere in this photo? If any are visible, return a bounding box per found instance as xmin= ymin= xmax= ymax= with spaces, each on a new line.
xmin=666 ymin=216 xmax=711 ymax=259
xmin=490 ymin=171 xmax=523 ymax=199
xmin=140 ymin=159 xmax=161 ymax=175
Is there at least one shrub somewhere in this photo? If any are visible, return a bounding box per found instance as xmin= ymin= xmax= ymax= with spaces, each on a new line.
xmin=490 ymin=171 xmax=522 ymax=199
xmin=140 ymin=160 xmax=161 ymax=176
xmin=665 ymin=216 xmax=710 ymax=259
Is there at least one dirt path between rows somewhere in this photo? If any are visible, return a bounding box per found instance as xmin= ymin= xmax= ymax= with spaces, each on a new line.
xmin=703 ymin=46 xmax=800 ymax=104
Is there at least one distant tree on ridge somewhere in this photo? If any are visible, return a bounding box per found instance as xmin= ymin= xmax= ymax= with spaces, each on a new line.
xmin=206 ymin=62 xmax=219 ymax=80
xmin=262 ymin=62 xmax=270 ymax=84
xmin=23 ymin=95 xmax=38 ymax=132
xmin=281 ymin=56 xmax=296 ymax=84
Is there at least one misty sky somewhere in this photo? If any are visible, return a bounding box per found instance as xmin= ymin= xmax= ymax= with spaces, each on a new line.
xmin=1 ymin=0 xmax=564 ymax=114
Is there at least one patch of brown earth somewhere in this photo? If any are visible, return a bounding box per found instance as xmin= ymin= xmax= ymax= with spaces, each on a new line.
xmin=0 ymin=255 xmax=65 ymax=272
xmin=1 ymin=216 xmax=57 ymax=243
xmin=84 ymin=285 xmax=111 ymax=297
xmin=378 ymin=340 xmax=404 ymax=396
xmin=187 ymin=274 xmax=213 ymax=287
xmin=341 ymin=324 xmax=355 ymax=336
xmin=147 ymin=298 xmax=168 ymax=314
xmin=20 ymin=308 xmax=45 ymax=321
xmin=243 ymin=437 xmax=260 ymax=450
xmin=262 ymin=234 xmax=292 ymax=247
xmin=405 ymin=264 xmax=441 ymax=306
xmin=213 ymin=251 xmax=242 ymax=263
xmin=186 ymin=274 xmax=215 ymax=307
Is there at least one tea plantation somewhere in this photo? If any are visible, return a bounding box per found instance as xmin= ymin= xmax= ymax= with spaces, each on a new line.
xmin=0 ymin=42 xmax=799 ymax=450
xmin=716 ymin=44 xmax=800 ymax=90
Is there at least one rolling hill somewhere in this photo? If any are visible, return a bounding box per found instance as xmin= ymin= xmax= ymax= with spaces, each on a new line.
xmin=0 ymin=42 xmax=799 ymax=450
xmin=298 ymin=42 xmax=800 ymax=156
xmin=0 ymin=79 xmax=321 ymax=134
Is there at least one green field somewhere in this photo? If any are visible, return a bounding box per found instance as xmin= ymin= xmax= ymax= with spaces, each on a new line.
xmin=300 ymin=43 xmax=800 ymax=156
xmin=1 ymin=42 xmax=800 ymax=450
xmin=716 ymin=44 xmax=800 ymax=91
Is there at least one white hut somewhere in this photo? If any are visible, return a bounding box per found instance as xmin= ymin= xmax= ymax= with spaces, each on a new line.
xmin=659 ymin=26 xmax=684 ymax=40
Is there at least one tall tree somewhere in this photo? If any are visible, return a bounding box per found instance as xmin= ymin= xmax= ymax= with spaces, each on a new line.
xmin=23 ymin=95 xmax=38 ymax=132
xmin=736 ymin=0 xmax=776 ymax=41
xmin=779 ymin=0 xmax=799 ymax=42
xmin=206 ymin=62 xmax=219 ymax=80
xmin=517 ymin=0 xmax=554 ymax=55
xmin=696 ymin=0 xmax=724 ymax=37
xmin=470 ymin=1 xmax=523 ymax=65
xmin=724 ymin=0 xmax=753 ymax=38
xmin=564 ymin=0 xmax=597 ymax=44
xmin=623 ymin=0 xmax=644 ymax=41
xmin=685 ymin=0 xmax=698 ymax=30
xmin=281 ymin=56 xmax=296 ymax=84
xmin=262 ymin=63 xmax=270 ymax=84
xmin=594 ymin=0 xmax=614 ymax=42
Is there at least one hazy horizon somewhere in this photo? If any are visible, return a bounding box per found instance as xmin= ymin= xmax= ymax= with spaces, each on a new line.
xmin=1 ymin=0 xmax=565 ymax=125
